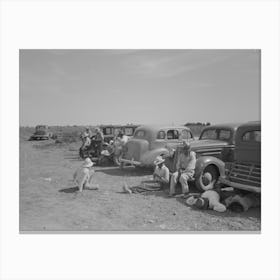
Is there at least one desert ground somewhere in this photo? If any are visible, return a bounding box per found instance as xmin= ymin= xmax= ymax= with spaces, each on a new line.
xmin=19 ymin=128 xmax=261 ymax=232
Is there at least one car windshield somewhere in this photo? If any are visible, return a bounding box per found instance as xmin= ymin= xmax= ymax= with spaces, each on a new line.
xmin=219 ymin=129 xmax=231 ymax=140
xmin=124 ymin=127 xmax=134 ymax=136
xmin=200 ymin=128 xmax=231 ymax=141
xmin=104 ymin=128 xmax=112 ymax=135
xmin=134 ymin=130 xmax=146 ymax=139
xmin=200 ymin=129 xmax=217 ymax=140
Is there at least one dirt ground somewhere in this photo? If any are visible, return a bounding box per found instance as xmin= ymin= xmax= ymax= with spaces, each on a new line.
xmin=20 ymin=139 xmax=261 ymax=232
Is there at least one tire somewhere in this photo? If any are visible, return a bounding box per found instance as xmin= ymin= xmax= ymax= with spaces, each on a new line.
xmin=195 ymin=164 xmax=219 ymax=192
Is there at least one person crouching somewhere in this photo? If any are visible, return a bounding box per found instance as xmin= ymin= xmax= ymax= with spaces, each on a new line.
xmin=153 ymin=155 xmax=170 ymax=188
xmin=73 ymin=157 xmax=99 ymax=192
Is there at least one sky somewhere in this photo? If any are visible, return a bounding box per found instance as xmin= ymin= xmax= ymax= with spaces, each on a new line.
xmin=20 ymin=49 xmax=260 ymax=126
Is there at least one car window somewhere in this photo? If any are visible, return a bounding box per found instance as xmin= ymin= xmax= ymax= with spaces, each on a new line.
xmin=242 ymin=130 xmax=261 ymax=142
xmin=166 ymin=130 xmax=179 ymax=140
xmin=157 ymin=130 xmax=166 ymax=139
xmin=181 ymin=129 xmax=192 ymax=140
xmin=114 ymin=128 xmax=122 ymax=136
xmin=219 ymin=129 xmax=231 ymax=140
xmin=124 ymin=127 xmax=133 ymax=136
xmin=134 ymin=130 xmax=146 ymax=139
xmin=200 ymin=129 xmax=218 ymax=140
xmin=104 ymin=128 xmax=112 ymax=135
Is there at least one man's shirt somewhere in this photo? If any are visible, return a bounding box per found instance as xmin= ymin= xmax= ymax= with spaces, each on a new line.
xmin=176 ymin=151 xmax=196 ymax=172
xmin=154 ymin=164 xmax=170 ymax=183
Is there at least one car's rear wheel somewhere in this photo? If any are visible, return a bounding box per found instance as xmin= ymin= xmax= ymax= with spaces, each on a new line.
xmin=195 ymin=165 xmax=219 ymax=192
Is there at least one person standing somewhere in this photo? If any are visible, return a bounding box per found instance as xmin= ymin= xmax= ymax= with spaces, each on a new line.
xmin=169 ymin=141 xmax=196 ymax=196
xmin=95 ymin=128 xmax=104 ymax=156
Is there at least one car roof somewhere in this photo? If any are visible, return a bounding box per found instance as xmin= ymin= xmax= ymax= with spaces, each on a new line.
xmin=136 ymin=124 xmax=191 ymax=132
xmin=238 ymin=121 xmax=261 ymax=128
xmin=201 ymin=122 xmax=242 ymax=131
xmin=236 ymin=121 xmax=261 ymax=136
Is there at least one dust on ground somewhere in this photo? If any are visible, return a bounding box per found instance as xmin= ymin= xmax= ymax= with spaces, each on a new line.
xmin=20 ymin=139 xmax=261 ymax=232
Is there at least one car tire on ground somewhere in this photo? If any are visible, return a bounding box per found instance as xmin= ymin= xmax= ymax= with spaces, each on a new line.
xmin=195 ymin=165 xmax=219 ymax=192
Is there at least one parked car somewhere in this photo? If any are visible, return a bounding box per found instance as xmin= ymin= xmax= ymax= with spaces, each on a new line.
xmin=218 ymin=121 xmax=261 ymax=193
xmin=99 ymin=124 xmax=139 ymax=143
xmin=197 ymin=123 xmax=241 ymax=162
xmin=29 ymin=125 xmax=52 ymax=140
xmin=100 ymin=125 xmax=123 ymax=143
xmin=167 ymin=123 xmax=242 ymax=191
xmin=120 ymin=125 xmax=194 ymax=167
xmin=120 ymin=123 xmax=242 ymax=191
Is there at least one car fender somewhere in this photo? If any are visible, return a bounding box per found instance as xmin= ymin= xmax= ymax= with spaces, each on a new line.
xmin=195 ymin=156 xmax=225 ymax=178
xmin=140 ymin=148 xmax=170 ymax=166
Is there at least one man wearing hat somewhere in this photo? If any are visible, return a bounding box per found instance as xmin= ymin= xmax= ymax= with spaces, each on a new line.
xmin=73 ymin=157 xmax=99 ymax=192
xmin=94 ymin=127 xmax=104 ymax=156
xmin=152 ymin=155 xmax=170 ymax=186
xmin=122 ymin=155 xmax=170 ymax=194
xmin=169 ymin=141 xmax=196 ymax=196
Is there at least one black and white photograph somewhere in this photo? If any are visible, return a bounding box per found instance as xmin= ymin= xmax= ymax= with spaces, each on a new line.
xmin=20 ymin=49 xmax=261 ymax=232
xmin=1 ymin=1 xmax=280 ymax=279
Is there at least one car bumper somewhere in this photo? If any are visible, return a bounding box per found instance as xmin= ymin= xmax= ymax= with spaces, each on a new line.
xmin=219 ymin=177 xmax=261 ymax=193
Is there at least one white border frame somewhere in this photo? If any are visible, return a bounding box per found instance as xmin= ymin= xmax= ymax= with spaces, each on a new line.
xmin=1 ymin=1 xmax=280 ymax=279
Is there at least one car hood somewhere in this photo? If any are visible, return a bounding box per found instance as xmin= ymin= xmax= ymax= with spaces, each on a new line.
xmin=189 ymin=139 xmax=230 ymax=150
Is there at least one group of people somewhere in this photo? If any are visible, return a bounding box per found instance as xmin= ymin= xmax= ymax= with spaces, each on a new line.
xmin=80 ymin=127 xmax=105 ymax=156
xmin=80 ymin=127 xmax=129 ymax=158
xmin=74 ymin=138 xmax=260 ymax=212
xmin=75 ymin=139 xmax=197 ymax=197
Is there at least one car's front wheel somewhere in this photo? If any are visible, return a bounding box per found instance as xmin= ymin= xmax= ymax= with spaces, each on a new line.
xmin=195 ymin=165 xmax=219 ymax=192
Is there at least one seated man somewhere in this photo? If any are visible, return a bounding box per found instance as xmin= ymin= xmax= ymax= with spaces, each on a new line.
xmin=123 ymin=156 xmax=170 ymax=194
xmin=152 ymin=155 xmax=170 ymax=187
xmin=169 ymin=141 xmax=196 ymax=196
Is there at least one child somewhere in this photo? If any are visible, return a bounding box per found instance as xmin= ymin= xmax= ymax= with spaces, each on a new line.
xmin=73 ymin=157 xmax=99 ymax=192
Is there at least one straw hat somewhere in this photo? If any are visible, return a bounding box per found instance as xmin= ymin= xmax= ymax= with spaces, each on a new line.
xmin=153 ymin=156 xmax=165 ymax=166
xmin=82 ymin=157 xmax=93 ymax=168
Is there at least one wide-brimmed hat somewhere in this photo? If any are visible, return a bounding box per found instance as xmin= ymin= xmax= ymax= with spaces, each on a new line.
xmin=82 ymin=157 xmax=93 ymax=168
xmin=153 ymin=156 xmax=165 ymax=165
xmin=195 ymin=197 xmax=209 ymax=210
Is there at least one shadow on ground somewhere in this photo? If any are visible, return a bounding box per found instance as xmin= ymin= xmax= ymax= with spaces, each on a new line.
xmin=95 ymin=166 xmax=152 ymax=177
xmin=59 ymin=186 xmax=79 ymax=193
